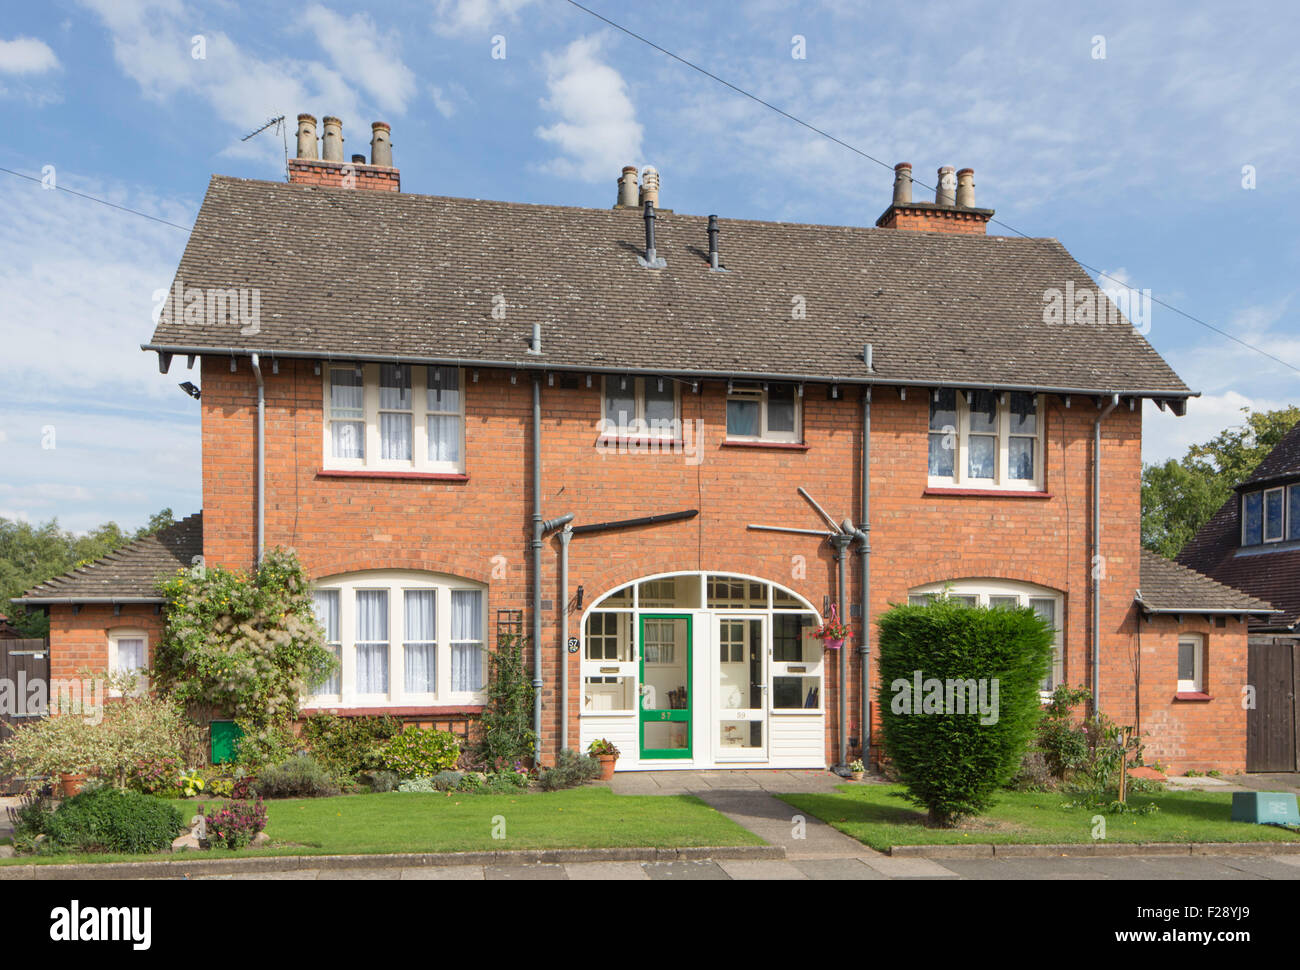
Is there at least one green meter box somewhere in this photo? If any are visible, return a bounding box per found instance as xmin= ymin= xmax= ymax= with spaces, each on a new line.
xmin=1231 ymin=791 xmax=1300 ymax=826
xmin=210 ymin=720 xmax=244 ymax=765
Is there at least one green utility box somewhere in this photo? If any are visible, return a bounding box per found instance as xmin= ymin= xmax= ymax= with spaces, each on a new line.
xmin=1231 ymin=791 xmax=1300 ymax=826
xmin=210 ymin=720 xmax=244 ymax=765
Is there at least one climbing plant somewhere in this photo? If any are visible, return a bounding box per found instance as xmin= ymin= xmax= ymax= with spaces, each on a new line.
xmin=477 ymin=631 xmax=536 ymax=766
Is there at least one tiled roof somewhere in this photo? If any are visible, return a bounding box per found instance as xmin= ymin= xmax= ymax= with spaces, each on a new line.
xmin=1241 ymin=420 xmax=1300 ymax=487
xmin=1139 ymin=549 xmax=1275 ymax=614
xmin=1178 ymin=495 xmax=1300 ymax=629
xmin=145 ymin=176 xmax=1190 ymax=396
xmin=14 ymin=513 xmax=203 ymax=603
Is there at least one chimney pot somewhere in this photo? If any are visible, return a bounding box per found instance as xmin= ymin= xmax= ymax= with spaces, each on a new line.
xmin=639 ymin=166 xmax=660 ymax=207
xmin=892 ymin=162 xmax=912 ymax=205
xmin=616 ymin=165 xmax=639 ymax=208
xmin=295 ymin=114 xmax=318 ymax=160
xmin=955 ymin=168 xmax=975 ymax=208
xmin=936 ymin=166 xmax=956 ymax=206
xmin=321 ymin=116 xmax=344 ymax=162
xmin=370 ymin=121 xmax=393 ymax=167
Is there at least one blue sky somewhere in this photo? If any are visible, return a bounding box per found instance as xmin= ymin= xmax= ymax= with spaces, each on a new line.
xmin=1 ymin=0 xmax=1297 ymax=532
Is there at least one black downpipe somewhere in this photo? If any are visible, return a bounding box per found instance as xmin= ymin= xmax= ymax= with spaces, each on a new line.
xmin=571 ymin=508 xmax=698 ymax=537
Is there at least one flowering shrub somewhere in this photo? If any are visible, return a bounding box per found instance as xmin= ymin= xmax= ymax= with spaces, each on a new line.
xmin=0 ymin=693 xmax=200 ymax=789
xmin=202 ymin=799 xmax=268 ymax=850
xmin=128 ymin=756 xmax=182 ymax=795
xmin=381 ymin=728 xmax=460 ymax=778
xmin=154 ymin=548 xmax=335 ymax=748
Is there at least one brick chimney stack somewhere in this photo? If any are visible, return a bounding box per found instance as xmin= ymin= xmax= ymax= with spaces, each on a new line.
xmin=875 ymin=161 xmax=992 ymax=234
xmin=287 ymin=113 xmax=400 ymax=192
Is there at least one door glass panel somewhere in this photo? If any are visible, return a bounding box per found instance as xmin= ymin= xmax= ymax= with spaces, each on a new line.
xmin=641 ymin=617 xmax=690 ymax=755
xmin=718 ymin=619 xmax=764 ymax=754
xmin=584 ymin=676 xmax=636 ymax=712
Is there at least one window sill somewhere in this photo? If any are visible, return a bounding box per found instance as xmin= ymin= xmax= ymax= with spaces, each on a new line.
xmin=924 ymin=487 xmax=1051 ymax=499
xmin=1173 ymin=692 xmax=1212 ymax=702
xmin=301 ymin=704 xmax=486 ymax=716
xmin=721 ymin=440 xmax=809 ymax=451
xmin=317 ymin=469 xmax=469 ymax=482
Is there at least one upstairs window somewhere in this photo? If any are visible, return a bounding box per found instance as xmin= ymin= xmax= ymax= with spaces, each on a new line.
xmin=726 ymin=382 xmax=800 ymax=443
xmin=928 ymin=390 xmax=1042 ymax=490
xmin=601 ymin=376 xmax=679 ymax=439
xmin=1242 ymin=485 xmax=1299 ymax=546
xmin=323 ymin=364 xmax=465 ymax=474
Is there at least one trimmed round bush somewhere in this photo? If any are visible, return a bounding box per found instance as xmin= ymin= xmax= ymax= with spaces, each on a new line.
xmin=876 ymin=597 xmax=1052 ymax=826
xmin=44 ymin=788 xmax=186 ymax=854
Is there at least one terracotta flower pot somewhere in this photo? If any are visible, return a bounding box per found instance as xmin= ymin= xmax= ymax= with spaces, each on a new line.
xmin=59 ymin=772 xmax=87 ymax=797
xmin=596 ymin=753 xmax=618 ymax=781
xmin=850 ymin=771 xmax=865 ymax=782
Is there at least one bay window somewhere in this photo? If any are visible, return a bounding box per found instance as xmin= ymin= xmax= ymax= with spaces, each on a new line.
xmin=308 ymin=572 xmax=487 ymax=705
xmin=908 ymin=579 xmax=1065 ymax=693
xmin=928 ymin=390 xmax=1043 ymax=490
xmin=323 ymin=364 xmax=465 ymax=473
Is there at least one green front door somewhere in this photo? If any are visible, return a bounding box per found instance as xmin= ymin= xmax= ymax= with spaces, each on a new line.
xmin=639 ymin=614 xmax=692 ymax=759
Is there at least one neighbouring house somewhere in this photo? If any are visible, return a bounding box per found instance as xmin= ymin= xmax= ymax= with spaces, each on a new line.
xmin=1177 ymin=420 xmax=1300 ymax=771
xmin=12 ymin=115 xmax=1270 ymax=773
xmin=0 ymin=614 xmax=22 ymax=639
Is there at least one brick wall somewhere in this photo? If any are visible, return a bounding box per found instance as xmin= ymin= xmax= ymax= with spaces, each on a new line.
xmin=1136 ymin=614 xmax=1249 ymax=773
xmin=286 ymin=158 xmax=399 ymax=192
xmin=177 ymin=357 xmax=1249 ymax=768
xmin=47 ymin=603 xmax=163 ymax=682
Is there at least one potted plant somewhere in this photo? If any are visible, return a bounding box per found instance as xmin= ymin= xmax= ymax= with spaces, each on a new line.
xmin=58 ymin=771 xmax=89 ymax=797
xmin=849 ymin=758 xmax=865 ymax=782
xmin=587 ymin=739 xmax=620 ymax=781
xmin=814 ymin=604 xmax=851 ymax=650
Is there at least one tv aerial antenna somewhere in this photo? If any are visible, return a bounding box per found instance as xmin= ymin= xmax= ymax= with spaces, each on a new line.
xmin=241 ymin=115 xmax=289 ymax=181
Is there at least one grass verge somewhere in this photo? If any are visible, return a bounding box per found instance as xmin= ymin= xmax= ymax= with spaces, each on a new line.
xmin=778 ymin=784 xmax=1300 ymax=851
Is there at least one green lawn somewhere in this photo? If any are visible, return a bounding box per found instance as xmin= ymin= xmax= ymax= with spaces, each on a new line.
xmin=1 ymin=787 xmax=762 ymax=866
xmin=779 ymin=785 xmax=1300 ymax=851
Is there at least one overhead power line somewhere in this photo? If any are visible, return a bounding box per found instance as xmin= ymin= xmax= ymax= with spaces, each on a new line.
xmin=561 ymin=0 xmax=1300 ymax=377
xmin=0 ymin=166 xmax=193 ymax=232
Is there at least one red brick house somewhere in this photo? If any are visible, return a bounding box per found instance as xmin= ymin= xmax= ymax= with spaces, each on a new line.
xmin=13 ymin=116 xmax=1273 ymax=773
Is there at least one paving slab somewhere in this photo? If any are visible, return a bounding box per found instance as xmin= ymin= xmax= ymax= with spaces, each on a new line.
xmin=790 ymin=857 xmax=886 ymax=880
xmin=484 ymin=863 xmax=567 ymax=880
xmin=1212 ymin=855 xmax=1300 ymax=880
xmin=1075 ymin=856 xmax=1263 ymax=880
xmin=717 ymin=859 xmax=808 ymax=880
xmin=564 ymin=861 xmax=651 ymax=881
xmin=695 ymin=789 xmax=880 ymax=860
xmin=643 ymin=860 xmax=730 ymax=880
xmin=400 ymin=866 xmax=485 ymax=880
xmin=859 ymin=856 xmax=959 ymax=879
xmin=941 ymin=858 xmax=1112 ymax=880
xmin=192 ymin=870 xmax=323 ymax=880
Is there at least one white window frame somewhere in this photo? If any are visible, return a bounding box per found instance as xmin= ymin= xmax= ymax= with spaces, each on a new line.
xmin=907 ymin=579 xmax=1064 ymax=696
xmin=1177 ymin=634 xmax=1205 ymax=693
xmin=599 ymin=376 xmax=680 ymax=440
xmin=927 ymin=390 xmax=1044 ymax=491
xmin=107 ymin=628 xmax=149 ymax=696
xmin=725 ymin=382 xmax=801 ymax=443
xmin=1263 ymin=486 xmax=1285 ymax=543
xmin=322 ymin=364 xmax=465 ymax=474
xmin=308 ymin=570 xmax=487 ymax=707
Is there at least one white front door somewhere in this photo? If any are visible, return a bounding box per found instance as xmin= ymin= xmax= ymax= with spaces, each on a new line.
xmin=714 ymin=615 xmax=768 ymax=762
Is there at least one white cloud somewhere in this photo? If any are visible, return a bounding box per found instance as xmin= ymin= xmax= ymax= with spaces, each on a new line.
xmin=75 ymin=0 xmax=418 ymax=170
xmin=536 ymin=35 xmax=643 ymax=182
xmin=298 ymin=5 xmax=417 ymax=116
xmin=0 ymin=36 xmax=60 ymax=74
xmin=432 ymin=0 xmax=538 ymax=36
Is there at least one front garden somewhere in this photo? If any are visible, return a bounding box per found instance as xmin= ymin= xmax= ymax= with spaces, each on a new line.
xmin=1 ymin=548 xmax=738 ymax=864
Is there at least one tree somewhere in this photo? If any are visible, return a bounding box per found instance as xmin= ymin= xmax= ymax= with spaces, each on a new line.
xmin=0 ymin=509 xmax=174 ymax=638
xmin=1142 ymin=407 xmax=1300 ymax=558
xmin=876 ymin=598 xmax=1052 ymax=827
